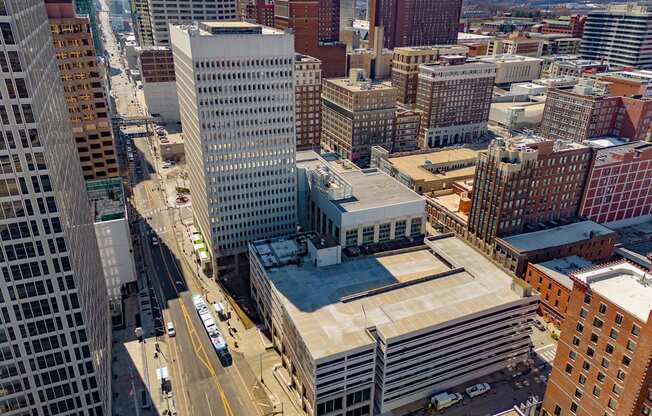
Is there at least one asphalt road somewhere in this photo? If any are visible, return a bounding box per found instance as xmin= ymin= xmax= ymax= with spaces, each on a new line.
xmin=98 ymin=3 xmax=264 ymax=415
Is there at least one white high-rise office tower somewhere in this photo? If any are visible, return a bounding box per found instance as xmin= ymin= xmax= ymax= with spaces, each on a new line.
xmin=171 ymin=22 xmax=297 ymax=289
xmin=148 ymin=0 xmax=237 ymax=45
xmin=0 ymin=1 xmax=110 ymax=415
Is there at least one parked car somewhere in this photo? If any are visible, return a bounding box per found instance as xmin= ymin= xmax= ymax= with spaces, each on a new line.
xmin=151 ymin=237 xmax=159 ymax=246
xmin=465 ymin=383 xmax=491 ymax=398
xmin=166 ymin=322 xmax=176 ymax=337
xmin=533 ymin=320 xmax=547 ymax=331
xmin=430 ymin=392 xmax=462 ymax=410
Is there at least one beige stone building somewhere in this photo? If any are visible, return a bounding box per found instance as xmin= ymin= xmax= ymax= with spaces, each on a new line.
xmin=49 ymin=3 xmax=118 ymax=180
xmin=295 ymin=54 xmax=322 ymax=151
xmin=321 ymin=70 xmax=397 ymax=166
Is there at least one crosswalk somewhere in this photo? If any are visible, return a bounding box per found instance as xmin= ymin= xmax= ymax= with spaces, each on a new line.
xmin=535 ymin=344 xmax=557 ymax=363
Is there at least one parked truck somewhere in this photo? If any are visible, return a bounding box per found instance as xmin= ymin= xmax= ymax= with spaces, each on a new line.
xmin=430 ymin=392 xmax=462 ymax=410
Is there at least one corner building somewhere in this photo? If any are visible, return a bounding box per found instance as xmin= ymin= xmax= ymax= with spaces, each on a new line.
xmin=0 ymin=1 xmax=110 ymax=415
xmin=170 ymin=22 xmax=296 ymax=289
xmin=542 ymin=262 xmax=652 ymax=416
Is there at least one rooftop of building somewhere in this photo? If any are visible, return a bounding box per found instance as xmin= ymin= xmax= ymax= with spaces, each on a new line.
xmin=600 ymin=70 xmax=652 ymax=83
xmin=531 ymin=255 xmax=595 ymax=290
xmin=420 ymin=58 xmax=497 ymax=73
xmin=177 ymin=21 xmax=285 ymax=37
xmin=457 ymin=32 xmax=495 ymax=41
xmin=250 ymin=233 xmax=527 ymax=360
xmin=324 ymin=76 xmax=394 ymax=93
xmin=573 ymin=261 xmax=652 ymax=322
xmin=85 ymin=178 xmax=125 ymax=222
xmin=480 ymin=54 xmax=544 ymax=63
xmin=498 ymin=220 xmax=616 ymax=253
xmin=608 ymin=216 xmax=652 ymax=269
xmin=393 ymin=44 xmax=469 ymax=54
xmin=496 ymin=134 xmax=587 ymax=153
xmin=295 ymin=53 xmax=321 ymax=64
xmin=387 ymin=148 xmax=478 ymax=183
xmin=429 ymin=192 xmax=471 ymax=223
xmin=590 ymin=141 xmax=652 ymax=166
xmin=296 ymin=151 xmax=424 ymax=212
xmin=583 ymin=136 xmax=630 ymax=149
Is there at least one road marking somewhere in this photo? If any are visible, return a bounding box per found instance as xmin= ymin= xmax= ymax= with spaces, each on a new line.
xmin=205 ymin=392 xmax=215 ymax=416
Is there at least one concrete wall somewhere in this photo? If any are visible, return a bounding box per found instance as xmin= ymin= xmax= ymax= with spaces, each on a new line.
xmin=143 ymin=80 xmax=180 ymax=123
xmin=95 ymin=217 xmax=137 ymax=303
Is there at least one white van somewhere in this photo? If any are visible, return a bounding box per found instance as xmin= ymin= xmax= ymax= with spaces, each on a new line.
xmin=430 ymin=392 xmax=462 ymax=410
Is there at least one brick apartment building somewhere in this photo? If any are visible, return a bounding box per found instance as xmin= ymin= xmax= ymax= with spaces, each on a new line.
xmin=244 ymin=0 xmax=274 ymax=27
xmin=540 ymin=80 xmax=652 ymax=143
xmin=580 ymin=141 xmax=652 ymax=224
xmin=367 ymin=0 xmax=463 ymax=49
xmin=539 ymin=15 xmax=586 ymax=38
xmin=390 ymin=45 xmax=468 ymax=107
xmin=525 ymin=256 xmax=594 ymax=328
xmin=295 ymin=54 xmax=322 ymax=151
xmin=468 ymin=135 xmax=593 ymax=253
xmin=48 ymin=0 xmax=118 ymax=180
xmin=598 ymin=70 xmax=652 ymax=97
xmin=494 ymin=220 xmax=616 ymax=276
xmin=275 ymin=0 xmax=346 ymax=77
xmin=321 ymin=72 xmax=396 ymax=165
xmin=416 ymin=56 xmax=496 ymax=148
xmin=541 ymin=261 xmax=652 ymax=416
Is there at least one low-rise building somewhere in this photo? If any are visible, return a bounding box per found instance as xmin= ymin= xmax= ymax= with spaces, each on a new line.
xmin=494 ymin=221 xmax=616 ymax=277
xmin=479 ymin=54 xmax=543 ymax=85
xmin=346 ymin=47 xmax=393 ymax=81
xmin=542 ymin=261 xmax=652 ymax=416
xmin=525 ymin=255 xmax=594 ymax=327
xmin=457 ymin=32 xmax=494 ymax=56
xmin=392 ymin=107 xmax=421 ymax=153
xmin=597 ymin=70 xmax=652 ymax=97
xmin=425 ymin=179 xmax=473 ymax=237
xmin=489 ymin=33 xmax=544 ymax=57
xmin=489 ymin=101 xmax=546 ymax=130
xmin=297 ymin=151 xmax=425 ymax=249
xmin=249 ymin=233 xmax=538 ymax=416
xmin=544 ymin=56 xmax=609 ymax=78
xmin=158 ymin=132 xmax=185 ymax=162
xmin=608 ymin=215 xmax=652 ymax=271
xmin=372 ymin=146 xmax=478 ymax=194
xmin=321 ymin=70 xmax=397 ymax=166
xmin=138 ymin=46 xmax=180 ymax=123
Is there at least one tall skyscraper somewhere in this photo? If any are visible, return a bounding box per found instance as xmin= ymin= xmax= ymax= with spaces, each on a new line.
xmin=171 ymin=21 xmax=297 ymax=289
xmin=294 ymin=53 xmax=322 ymax=151
xmin=368 ymin=0 xmax=463 ymax=49
xmin=48 ymin=0 xmax=118 ymax=180
xmin=0 ymin=1 xmax=110 ymax=415
xmin=73 ymin=0 xmax=103 ymax=53
xmin=581 ymin=2 xmax=652 ymax=69
xmin=131 ymin=0 xmax=154 ymax=46
xmin=274 ymin=0 xmax=347 ymax=77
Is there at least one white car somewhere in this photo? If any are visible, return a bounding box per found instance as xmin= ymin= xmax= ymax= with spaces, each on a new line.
xmin=166 ymin=322 xmax=176 ymax=337
xmin=465 ymin=383 xmax=491 ymax=398
xmin=151 ymin=236 xmax=159 ymax=246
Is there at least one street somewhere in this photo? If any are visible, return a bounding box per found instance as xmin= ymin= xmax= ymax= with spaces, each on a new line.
xmin=98 ymin=2 xmax=267 ymax=415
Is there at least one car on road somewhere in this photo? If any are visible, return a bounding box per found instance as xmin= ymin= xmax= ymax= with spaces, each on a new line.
xmin=430 ymin=392 xmax=462 ymax=410
xmin=533 ymin=320 xmax=547 ymax=331
xmin=166 ymin=322 xmax=176 ymax=337
xmin=151 ymin=236 xmax=159 ymax=246
xmin=465 ymin=383 xmax=491 ymax=398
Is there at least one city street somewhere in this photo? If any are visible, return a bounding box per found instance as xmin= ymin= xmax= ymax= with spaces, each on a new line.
xmin=98 ymin=2 xmax=268 ymax=415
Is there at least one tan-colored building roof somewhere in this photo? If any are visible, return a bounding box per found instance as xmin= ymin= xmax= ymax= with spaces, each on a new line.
xmin=388 ymin=148 xmax=478 ymax=182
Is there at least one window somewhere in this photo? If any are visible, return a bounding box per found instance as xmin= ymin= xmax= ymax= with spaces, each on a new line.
xmin=584 ymin=293 xmax=592 ymax=304
xmin=607 ymin=398 xmax=617 ymax=410
xmin=622 ymin=355 xmax=631 ymax=367
xmin=410 ymin=218 xmax=422 ymax=236
xmin=590 ymin=333 xmax=598 ymax=343
xmin=580 ymin=308 xmax=588 ymax=318
xmin=599 ymin=303 xmax=607 ymax=314
xmin=579 ymin=374 xmax=586 ymax=385
xmin=565 ymin=364 xmax=573 ymax=374
xmin=570 ymin=402 xmax=578 ymax=414
xmin=554 ymin=405 xmax=562 ymax=416
xmin=0 ymin=23 xmax=14 ymax=45
xmin=609 ymin=328 xmax=618 ymax=340
xmin=593 ymin=317 xmax=603 ymax=329
xmin=597 ymin=372 xmax=605 ymax=383
xmin=568 ymin=350 xmax=577 ymax=361
xmin=632 ymin=324 xmax=641 ymax=337
xmin=378 ymin=223 xmax=390 ymax=242
xmin=582 ymin=361 xmax=590 ymax=371
xmin=572 ymin=336 xmax=581 ymax=346
xmin=615 ymin=313 xmax=623 ymax=325
xmin=345 ymin=229 xmax=357 ymax=247
xmin=626 ymin=340 xmax=636 ymax=352
xmin=394 ymin=220 xmax=406 ymax=237
xmin=576 ymin=323 xmax=584 ymax=333
xmin=605 ymin=344 xmax=614 ymax=354
xmin=612 ymin=384 xmax=622 ymax=396
xmin=601 ymin=358 xmax=609 ymax=369
xmin=593 ymin=385 xmax=601 ymax=397
xmin=361 ymin=226 xmax=374 ymax=244
xmin=574 ymin=388 xmax=582 ymax=399
xmin=586 ymin=347 xmax=594 ymax=358
xmin=617 ymin=370 xmax=626 ymax=381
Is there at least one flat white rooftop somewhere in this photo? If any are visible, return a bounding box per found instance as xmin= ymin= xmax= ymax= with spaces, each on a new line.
xmin=252 ymin=234 xmax=527 ymax=361
xmin=499 ymin=221 xmax=615 ymax=253
xmin=574 ymin=262 xmax=652 ymax=322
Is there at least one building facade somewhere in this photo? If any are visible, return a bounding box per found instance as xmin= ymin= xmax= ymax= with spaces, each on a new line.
xmin=0 ymin=1 xmax=110 ymax=414
xmin=274 ymin=0 xmax=346 ymax=77
xmin=580 ymin=141 xmax=652 ymax=224
xmin=416 ymin=57 xmax=496 ymax=148
xmin=541 ymin=261 xmax=652 ymax=416
xmin=295 ymin=54 xmax=321 ymax=151
xmin=540 ymin=80 xmax=652 ymax=143
xmin=130 ymin=0 xmax=154 ymax=46
xmin=170 ymin=22 xmax=297 ymax=289
xmin=321 ymin=71 xmax=397 ymax=166
xmin=250 ymin=233 xmax=538 ymax=416
xmin=467 ymin=136 xmax=593 ymax=252
xmin=368 ymin=0 xmax=463 ymax=49
xmin=48 ymin=0 xmax=118 ymax=180
xmin=390 ymin=45 xmax=469 ymax=107
xmin=73 ymin=0 xmax=102 ymax=53
xmin=138 ymin=46 xmax=180 ymax=122
xmin=479 ymin=54 xmax=543 ymax=85
xmin=581 ymin=3 xmax=652 ymax=69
